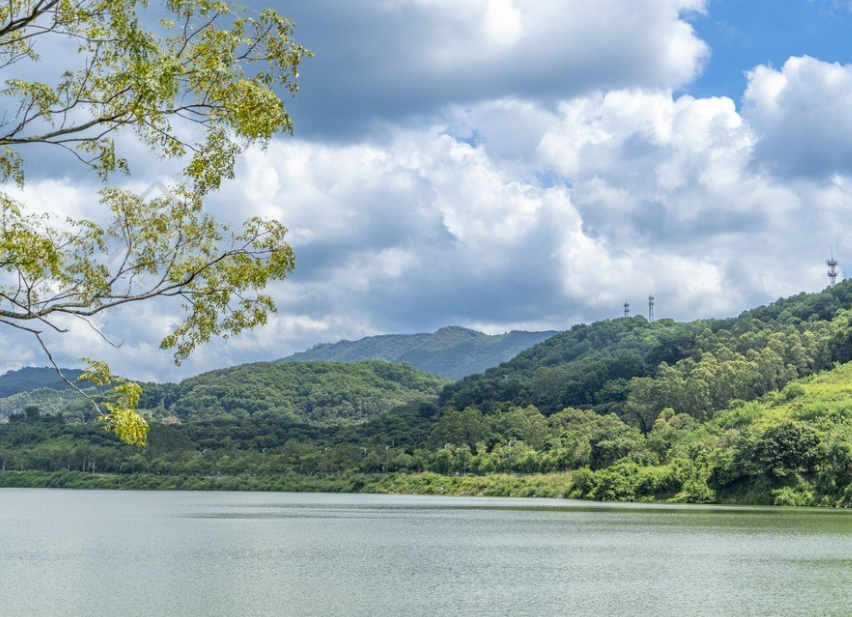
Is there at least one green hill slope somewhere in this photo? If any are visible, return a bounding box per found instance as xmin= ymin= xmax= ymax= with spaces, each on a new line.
xmin=440 ymin=280 xmax=852 ymax=426
xmin=0 ymin=387 xmax=90 ymax=420
xmin=136 ymin=360 xmax=447 ymax=425
xmin=0 ymin=367 xmax=84 ymax=398
xmin=565 ymin=361 xmax=852 ymax=506
xmin=280 ymin=326 xmax=558 ymax=380
xmin=0 ymin=361 xmax=447 ymax=426
xmin=7 ymin=284 xmax=852 ymax=507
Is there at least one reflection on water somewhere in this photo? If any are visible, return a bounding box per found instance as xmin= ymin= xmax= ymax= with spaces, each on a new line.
xmin=2 ymin=489 xmax=851 ymax=617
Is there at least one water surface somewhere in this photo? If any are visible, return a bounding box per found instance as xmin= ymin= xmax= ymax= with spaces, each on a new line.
xmin=1 ymin=489 xmax=850 ymax=616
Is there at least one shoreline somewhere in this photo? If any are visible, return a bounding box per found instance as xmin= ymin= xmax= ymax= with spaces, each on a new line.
xmin=0 ymin=469 xmax=763 ymax=506
xmin=0 ymin=470 xmax=575 ymax=498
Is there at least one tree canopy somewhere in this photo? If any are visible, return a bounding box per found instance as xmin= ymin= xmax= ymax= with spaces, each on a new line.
xmin=5 ymin=283 xmax=852 ymax=505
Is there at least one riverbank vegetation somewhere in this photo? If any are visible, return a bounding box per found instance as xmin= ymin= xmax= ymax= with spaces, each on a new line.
xmin=4 ymin=282 xmax=852 ymax=506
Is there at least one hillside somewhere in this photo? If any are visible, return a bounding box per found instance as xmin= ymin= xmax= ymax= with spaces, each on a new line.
xmin=564 ymin=361 xmax=852 ymax=506
xmin=6 ymin=283 xmax=852 ymax=506
xmin=0 ymin=388 xmax=90 ymax=420
xmin=135 ymin=360 xmax=447 ymax=425
xmin=0 ymin=367 xmax=93 ymax=421
xmin=280 ymin=326 xmax=558 ymax=380
xmin=0 ymin=361 xmax=447 ymax=426
xmin=440 ymin=280 xmax=852 ymax=426
xmin=0 ymin=367 xmax=84 ymax=398
xmin=7 ymin=359 xmax=852 ymax=506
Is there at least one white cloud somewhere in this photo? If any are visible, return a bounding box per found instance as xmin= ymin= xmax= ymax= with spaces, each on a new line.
xmin=744 ymin=56 xmax=852 ymax=177
xmin=10 ymin=6 xmax=852 ymax=383
xmin=9 ymin=68 xmax=852 ymax=381
xmin=284 ymin=0 xmax=711 ymax=134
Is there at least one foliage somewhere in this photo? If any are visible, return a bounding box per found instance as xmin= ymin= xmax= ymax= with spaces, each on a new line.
xmin=3 ymin=353 xmax=852 ymax=505
xmin=441 ymin=281 xmax=852 ymax=427
xmin=0 ymin=367 xmax=85 ymax=398
xmin=0 ymin=0 xmax=311 ymax=444
xmin=78 ymin=359 xmax=148 ymax=447
xmin=5 ymin=284 xmax=852 ymax=505
xmin=136 ymin=360 xmax=448 ymax=424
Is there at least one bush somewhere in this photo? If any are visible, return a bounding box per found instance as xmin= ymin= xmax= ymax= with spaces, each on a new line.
xmin=587 ymin=463 xmax=641 ymax=502
xmin=635 ymin=465 xmax=681 ymax=497
xmin=772 ymin=485 xmax=813 ymax=507
xmin=681 ymin=479 xmax=715 ymax=504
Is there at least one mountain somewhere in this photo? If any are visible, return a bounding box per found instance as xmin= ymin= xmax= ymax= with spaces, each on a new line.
xmin=0 ymin=366 xmax=85 ymax=398
xmin=280 ymin=326 xmax=559 ymax=380
xmin=6 ymin=283 xmax=852 ymax=506
xmin=0 ymin=360 xmax=447 ymax=425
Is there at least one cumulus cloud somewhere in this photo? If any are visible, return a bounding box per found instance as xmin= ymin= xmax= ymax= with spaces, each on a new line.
xmin=280 ymin=0 xmax=710 ymax=134
xmin=537 ymin=90 xmax=767 ymax=244
xmin=10 ymin=61 xmax=852 ymax=380
xmin=223 ymin=133 xmax=592 ymax=328
xmin=8 ymin=4 xmax=852 ymax=382
xmin=744 ymin=55 xmax=852 ymax=178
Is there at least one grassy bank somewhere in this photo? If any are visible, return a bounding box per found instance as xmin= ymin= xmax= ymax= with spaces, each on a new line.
xmin=0 ymin=470 xmax=577 ymax=499
xmin=1 ymin=467 xmax=845 ymax=506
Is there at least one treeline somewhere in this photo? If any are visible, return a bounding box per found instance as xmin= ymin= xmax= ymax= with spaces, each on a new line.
xmin=4 ymin=282 xmax=852 ymax=506
xmin=5 ymin=360 xmax=852 ymax=506
xmin=441 ymin=281 xmax=852 ymax=427
xmin=0 ymin=360 xmax=448 ymax=426
xmin=0 ymin=400 xmax=661 ymax=478
xmin=0 ymin=404 xmax=586 ymax=477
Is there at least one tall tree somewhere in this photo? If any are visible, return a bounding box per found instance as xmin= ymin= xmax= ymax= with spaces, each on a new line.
xmin=0 ymin=0 xmax=311 ymax=444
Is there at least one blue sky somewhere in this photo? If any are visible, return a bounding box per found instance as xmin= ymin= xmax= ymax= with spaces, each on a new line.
xmin=689 ymin=0 xmax=852 ymax=101
xmin=8 ymin=0 xmax=852 ymax=381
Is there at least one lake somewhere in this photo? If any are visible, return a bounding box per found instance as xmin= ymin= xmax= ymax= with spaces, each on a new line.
xmin=1 ymin=489 xmax=851 ymax=616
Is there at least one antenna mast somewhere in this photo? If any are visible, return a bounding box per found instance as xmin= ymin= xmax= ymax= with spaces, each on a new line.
xmin=648 ymin=295 xmax=655 ymax=323
xmin=624 ymin=302 xmax=630 ymax=318
xmin=828 ymin=251 xmax=839 ymax=287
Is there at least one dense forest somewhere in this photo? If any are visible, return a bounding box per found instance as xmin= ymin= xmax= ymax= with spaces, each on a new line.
xmin=135 ymin=361 xmax=447 ymax=424
xmin=4 ymin=282 xmax=852 ymax=506
xmin=0 ymin=361 xmax=447 ymax=426
xmin=0 ymin=367 xmax=85 ymax=398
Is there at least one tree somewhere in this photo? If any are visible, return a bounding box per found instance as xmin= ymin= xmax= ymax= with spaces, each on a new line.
xmin=0 ymin=1 xmax=311 ymax=444
xmin=754 ymin=421 xmax=824 ymax=478
xmin=828 ymin=309 xmax=852 ymax=365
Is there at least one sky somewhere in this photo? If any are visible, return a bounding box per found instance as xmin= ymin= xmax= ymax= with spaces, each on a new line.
xmin=7 ymin=0 xmax=852 ymax=381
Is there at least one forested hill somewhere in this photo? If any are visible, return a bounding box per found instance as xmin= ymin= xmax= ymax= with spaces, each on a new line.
xmin=134 ymin=361 xmax=447 ymax=425
xmin=9 ymin=283 xmax=852 ymax=506
xmin=440 ymin=280 xmax=852 ymax=428
xmin=0 ymin=367 xmax=85 ymax=398
xmin=279 ymin=326 xmax=558 ymax=380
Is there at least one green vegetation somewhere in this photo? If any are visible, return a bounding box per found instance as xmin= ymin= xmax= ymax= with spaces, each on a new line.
xmin=137 ymin=361 xmax=448 ymax=425
xmin=0 ymin=0 xmax=312 ymax=444
xmin=1 ymin=362 xmax=850 ymax=506
xmin=5 ymin=282 xmax=852 ymax=506
xmin=282 ymin=326 xmax=558 ymax=380
xmin=441 ymin=280 xmax=852 ymax=424
xmin=0 ymin=367 xmax=85 ymax=398
xmin=0 ymin=361 xmax=447 ymax=426
xmin=0 ymin=470 xmax=574 ymax=498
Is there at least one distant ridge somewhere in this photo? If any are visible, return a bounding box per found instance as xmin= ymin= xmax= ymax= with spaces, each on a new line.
xmin=0 ymin=366 xmax=84 ymax=398
xmin=279 ymin=326 xmax=559 ymax=380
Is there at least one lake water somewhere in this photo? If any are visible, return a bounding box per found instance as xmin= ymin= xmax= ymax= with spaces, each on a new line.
xmin=1 ymin=489 xmax=851 ymax=617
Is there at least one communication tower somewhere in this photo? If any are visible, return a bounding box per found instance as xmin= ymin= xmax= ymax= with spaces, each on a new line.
xmin=828 ymin=252 xmax=839 ymax=287
xmin=648 ymin=295 xmax=655 ymax=323
xmin=624 ymin=302 xmax=630 ymax=318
